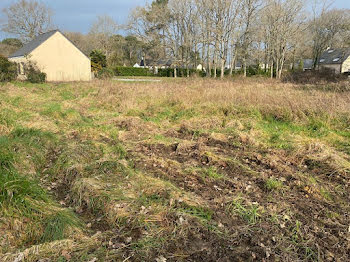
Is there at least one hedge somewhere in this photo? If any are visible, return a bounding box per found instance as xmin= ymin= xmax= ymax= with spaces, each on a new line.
xmin=113 ymin=67 xmax=153 ymax=77
xmin=113 ymin=66 xmax=202 ymax=77
xmin=107 ymin=65 xmax=270 ymax=78
xmin=158 ymin=68 xmax=200 ymax=77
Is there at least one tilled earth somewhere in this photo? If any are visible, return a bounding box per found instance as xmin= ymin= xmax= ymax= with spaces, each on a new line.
xmin=112 ymin=117 xmax=350 ymax=261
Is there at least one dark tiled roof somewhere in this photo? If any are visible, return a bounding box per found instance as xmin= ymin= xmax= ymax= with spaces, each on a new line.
xmin=140 ymin=58 xmax=173 ymax=67
xmin=9 ymin=30 xmax=59 ymax=58
xmin=293 ymin=59 xmax=313 ymax=69
xmin=318 ymin=48 xmax=350 ymax=65
xmin=8 ymin=30 xmax=89 ymax=59
xmin=303 ymin=59 xmax=313 ymax=69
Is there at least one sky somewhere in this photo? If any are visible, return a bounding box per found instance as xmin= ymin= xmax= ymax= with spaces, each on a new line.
xmin=0 ymin=0 xmax=349 ymax=40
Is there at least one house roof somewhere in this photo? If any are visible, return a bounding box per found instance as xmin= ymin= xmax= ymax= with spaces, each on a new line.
xmin=8 ymin=29 xmax=89 ymax=59
xmin=140 ymin=58 xmax=173 ymax=67
xmin=293 ymin=59 xmax=313 ymax=69
xmin=303 ymin=59 xmax=313 ymax=69
xmin=318 ymin=48 xmax=350 ymax=65
xmin=9 ymin=30 xmax=58 ymax=58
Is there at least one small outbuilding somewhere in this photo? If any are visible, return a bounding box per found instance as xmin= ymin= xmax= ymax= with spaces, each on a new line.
xmin=291 ymin=59 xmax=313 ymax=71
xmin=8 ymin=30 xmax=91 ymax=81
xmin=318 ymin=48 xmax=350 ymax=74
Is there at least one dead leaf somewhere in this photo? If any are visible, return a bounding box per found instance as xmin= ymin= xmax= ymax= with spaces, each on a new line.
xmin=61 ymin=250 xmax=71 ymax=261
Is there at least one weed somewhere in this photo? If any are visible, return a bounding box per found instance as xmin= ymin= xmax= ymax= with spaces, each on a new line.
xmin=291 ymin=220 xmax=302 ymax=243
xmin=202 ymin=167 xmax=224 ymax=180
xmin=41 ymin=211 xmax=80 ymax=243
xmin=320 ymin=187 xmax=332 ymax=201
xmin=59 ymin=90 xmax=76 ymax=100
xmin=40 ymin=103 xmax=65 ymax=118
xmin=179 ymin=204 xmax=213 ymax=221
xmin=265 ymin=178 xmax=283 ymax=191
xmin=229 ymin=198 xmax=261 ymax=225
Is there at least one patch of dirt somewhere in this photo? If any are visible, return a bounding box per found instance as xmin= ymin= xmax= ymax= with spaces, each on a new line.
xmin=121 ymin=123 xmax=350 ymax=261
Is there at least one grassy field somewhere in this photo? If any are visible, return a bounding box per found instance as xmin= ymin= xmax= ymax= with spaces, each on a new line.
xmin=0 ymin=77 xmax=349 ymax=261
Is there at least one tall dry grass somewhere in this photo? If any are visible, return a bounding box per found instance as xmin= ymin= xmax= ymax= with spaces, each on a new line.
xmin=91 ymin=78 xmax=350 ymax=121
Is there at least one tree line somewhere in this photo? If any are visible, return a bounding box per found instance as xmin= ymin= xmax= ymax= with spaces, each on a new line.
xmin=1 ymin=0 xmax=349 ymax=78
xmin=129 ymin=0 xmax=349 ymax=78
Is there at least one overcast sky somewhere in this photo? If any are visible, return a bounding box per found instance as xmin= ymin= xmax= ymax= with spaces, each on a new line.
xmin=0 ymin=0 xmax=349 ymax=40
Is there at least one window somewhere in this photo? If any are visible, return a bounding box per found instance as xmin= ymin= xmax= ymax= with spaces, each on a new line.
xmin=19 ymin=62 xmax=25 ymax=75
xmin=333 ymin=58 xmax=340 ymax=62
xmin=320 ymin=59 xmax=325 ymax=63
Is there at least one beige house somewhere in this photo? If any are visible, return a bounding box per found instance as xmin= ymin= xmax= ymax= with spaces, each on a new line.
xmin=318 ymin=48 xmax=350 ymax=74
xmin=9 ymin=30 xmax=91 ymax=82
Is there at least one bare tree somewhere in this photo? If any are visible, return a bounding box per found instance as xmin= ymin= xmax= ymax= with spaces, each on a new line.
xmin=1 ymin=0 xmax=53 ymax=42
xmin=310 ymin=0 xmax=349 ymax=67
xmin=89 ymin=15 xmax=119 ymax=58
xmin=262 ymin=0 xmax=306 ymax=79
xmin=128 ymin=4 xmax=169 ymax=67
xmin=238 ymin=0 xmax=262 ymax=77
xmin=129 ymin=0 xmax=349 ymax=79
xmin=64 ymin=32 xmax=96 ymax=55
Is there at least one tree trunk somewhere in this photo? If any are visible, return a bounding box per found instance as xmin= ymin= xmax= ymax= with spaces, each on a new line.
xmin=207 ymin=42 xmax=211 ymax=77
xmin=229 ymin=48 xmax=237 ymax=76
xmin=220 ymin=58 xmax=225 ymax=79
xmin=229 ymin=58 xmax=234 ymax=76
xmin=270 ymin=61 xmax=274 ymax=79
xmin=214 ymin=61 xmax=217 ymax=78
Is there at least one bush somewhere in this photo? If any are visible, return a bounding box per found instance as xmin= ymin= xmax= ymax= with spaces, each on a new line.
xmin=90 ymin=50 xmax=107 ymax=73
xmin=27 ymin=64 xmax=46 ymax=83
xmin=282 ymin=68 xmax=347 ymax=84
xmin=97 ymin=67 xmax=114 ymax=79
xmin=234 ymin=65 xmax=270 ymax=77
xmin=113 ymin=66 xmax=153 ymax=77
xmin=158 ymin=68 xmax=200 ymax=77
xmin=0 ymin=55 xmax=17 ymax=82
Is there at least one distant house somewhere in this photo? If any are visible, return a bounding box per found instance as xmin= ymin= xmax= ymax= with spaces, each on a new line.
xmin=197 ymin=64 xmax=205 ymax=71
xmin=318 ymin=48 xmax=350 ymax=74
xmin=292 ymin=59 xmax=313 ymax=71
xmin=8 ymin=30 xmax=91 ymax=81
xmin=140 ymin=58 xmax=173 ymax=69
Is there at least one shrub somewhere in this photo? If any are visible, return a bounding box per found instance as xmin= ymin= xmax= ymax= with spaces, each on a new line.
xmin=0 ymin=55 xmax=17 ymax=82
xmin=282 ymin=68 xmax=347 ymax=84
xmin=97 ymin=67 xmax=114 ymax=79
xmin=90 ymin=50 xmax=107 ymax=73
xmin=27 ymin=64 xmax=46 ymax=83
xmin=158 ymin=68 xmax=200 ymax=77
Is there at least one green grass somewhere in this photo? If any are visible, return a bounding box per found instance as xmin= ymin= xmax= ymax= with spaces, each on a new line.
xmin=128 ymin=102 xmax=197 ymax=123
xmin=40 ymin=211 xmax=81 ymax=243
xmin=265 ymin=178 xmax=284 ymax=191
xmin=228 ymin=198 xmax=261 ymax=225
xmin=179 ymin=204 xmax=213 ymax=221
xmin=40 ymin=103 xmax=65 ymax=118
xmin=59 ymin=90 xmax=76 ymax=100
xmin=202 ymin=167 xmax=224 ymax=180
xmin=0 ymin=127 xmax=82 ymax=248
